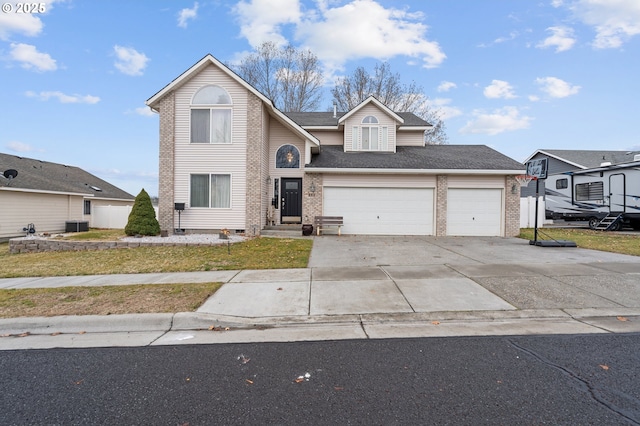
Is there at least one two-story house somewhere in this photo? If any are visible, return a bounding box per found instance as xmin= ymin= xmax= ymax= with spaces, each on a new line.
xmin=146 ymin=54 xmax=524 ymax=237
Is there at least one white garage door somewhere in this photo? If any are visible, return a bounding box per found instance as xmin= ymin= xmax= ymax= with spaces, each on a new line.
xmin=323 ymin=187 xmax=434 ymax=235
xmin=447 ymin=188 xmax=503 ymax=236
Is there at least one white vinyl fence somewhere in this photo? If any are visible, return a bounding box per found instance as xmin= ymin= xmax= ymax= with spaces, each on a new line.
xmin=92 ymin=205 xmax=159 ymax=229
xmin=520 ymin=196 xmax=546 ymax=228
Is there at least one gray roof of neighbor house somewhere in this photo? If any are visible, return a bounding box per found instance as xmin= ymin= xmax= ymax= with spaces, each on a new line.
xmin=528 ymin=149 xmax=640 ymax=168
xmin=0 ymin=153 xmax=135 ymax=200
xmin=284 ymin=111 xmax=431 ymax=127
xmin=307 ymin=145 xmax=525 ymax=171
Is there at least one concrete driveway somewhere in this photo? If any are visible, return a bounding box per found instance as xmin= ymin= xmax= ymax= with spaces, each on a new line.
xmin=308 ymin=235 xmax=640 ymax=267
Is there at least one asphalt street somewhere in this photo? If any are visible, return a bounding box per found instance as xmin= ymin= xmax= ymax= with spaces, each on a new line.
xmin=1 ymin=333 xmax=639 ymax=425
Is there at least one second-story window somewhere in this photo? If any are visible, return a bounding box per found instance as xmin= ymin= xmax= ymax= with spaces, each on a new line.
xmin=359 ymin=115 xmax=388 ymax=151
xmin=191 ymin=85 xmax=232 ymax=144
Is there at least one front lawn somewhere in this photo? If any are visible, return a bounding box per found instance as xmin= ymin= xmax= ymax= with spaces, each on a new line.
xmin=0 ymin=237 xmax=313 ymax=278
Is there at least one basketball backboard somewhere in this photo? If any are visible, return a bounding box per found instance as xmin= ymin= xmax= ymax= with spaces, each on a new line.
xmin=526 ymin=158 xmax=548 ymax=179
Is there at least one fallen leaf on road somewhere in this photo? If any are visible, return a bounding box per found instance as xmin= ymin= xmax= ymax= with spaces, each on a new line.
xmin=78 ymin=331 xmax=86 ymax=335
xmin=599 ymin=364 xmax=609 ymax=370
xmin=246 ymin=379 xmax=254 ymax=385
xmin=617 ymin=316 xmax=628 ymax=322
xmin=238 ymin=354 xmax=251 ymax=364
xmin=334 ymin=386 xmax=344 ymax=391
xmin=18 ymin=332 xmax=30 ymax=337
xmin=51 ymin=332 xmax=61 ymax=336
xmin=277 ymin=287 xmax=283 ymax=291
xmin=431 ymin=321 xmax=440 ymax=325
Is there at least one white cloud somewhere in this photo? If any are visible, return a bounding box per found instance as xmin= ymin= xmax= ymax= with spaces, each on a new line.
xmin=437 ymin=81 xmax=457 ymax=92
xmin=233 ymin=0 xmax=302 ymax=47
xmin=9 ymin=43 xmax=57 ymax=72
xmin=483 ymin=80 xmax=516 ymax=99
xmin=427 ymin=98 xmax=462 ymax=120
xmin=5 ymin=141 xmax=37 ymax=153
xmin=25 ymin=90 xmax=100 ymax=104
xmin=460 ymin=106 xmax=532 ymax=135
xmin=233 ymin=0 xmax=445 ymax=72
xmin=562 ymin=0 xmax=640 ymax=48
xmin=537 ymin=26 xmax=576 ymax=52
xmin=177 ymin=2 xmax=199 ymax=28
xmin=113 ymin=45 xmax=149 ymax=76
xmin=535 ymin=76 xmax=581 ymax=98
xmin=528 ymin=95 xmax=540 ymax=102
xmin=134 ymin=106 xmax=156 ymax=117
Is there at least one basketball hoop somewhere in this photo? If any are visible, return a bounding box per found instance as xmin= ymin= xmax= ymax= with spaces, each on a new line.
xmin=515 ymin=174 xmax=536 ymax=187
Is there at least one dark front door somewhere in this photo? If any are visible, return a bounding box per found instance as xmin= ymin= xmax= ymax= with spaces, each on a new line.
xmin=281 ymin=178 xmax=302 ymax=223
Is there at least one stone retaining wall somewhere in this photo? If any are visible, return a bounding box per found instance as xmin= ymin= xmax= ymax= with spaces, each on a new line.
xmin=8 ymin=238 xmax=213 ymax=254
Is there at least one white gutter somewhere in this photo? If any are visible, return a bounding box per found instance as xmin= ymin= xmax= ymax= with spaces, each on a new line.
xmin=304 ymin=168 xmax=526 ymax=175
xmin=0 ymin=186 xmax=94 ymax=197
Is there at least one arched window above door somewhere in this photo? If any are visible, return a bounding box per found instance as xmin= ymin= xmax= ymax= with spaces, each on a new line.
xmin=276 ymin=144 xmax=300 ymax=168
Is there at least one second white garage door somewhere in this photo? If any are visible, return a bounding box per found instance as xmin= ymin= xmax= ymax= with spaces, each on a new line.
xmin=447 ymin=188 xmax=503 ymax=236
xmin=323 ymin=187 xmax=434 ymax=235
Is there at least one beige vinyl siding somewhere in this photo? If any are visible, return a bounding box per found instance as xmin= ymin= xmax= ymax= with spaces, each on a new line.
xmin=308 ymin=130 xmax=342 ymax=145
xmin=173 ymin=64 xmax=248 ymax=230
xmin=447 ymin=175 xmax=505 ymax=188
xmin=396 ymin=130 xmax=425 ymax=146
xmin=269 ymin=119 xmax=306 ymax=179
xmin=322 ymin=174 xmax=436 ymax=188
xmin=343 ymin=104 xmax=397 ymax=152
xmin=0 ymin=191 xmax=83 ymax=239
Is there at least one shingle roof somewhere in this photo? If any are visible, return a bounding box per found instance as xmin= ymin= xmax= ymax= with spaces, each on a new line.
xmin=284 ymin=111 xmax=430 ymax=127
xmin=0 ymin=153 xmax=135 ymax=200
xmin=534 ymin=149 xmax=640 ymax=168
xmin=307 ymin=145 xmax=524 ymax=171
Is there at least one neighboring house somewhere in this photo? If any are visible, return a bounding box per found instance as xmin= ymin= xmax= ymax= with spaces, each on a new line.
xmin=0 ymin=153 xmax=135 ymax=240
xmin=146 ymin=54 xmax=524 ymax=237
xmin=521 ymin=149 xmax=640 ymax=198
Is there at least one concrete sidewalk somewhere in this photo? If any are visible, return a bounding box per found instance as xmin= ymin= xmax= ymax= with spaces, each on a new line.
xmin=2 ymin=236 xmax=640 ymax=350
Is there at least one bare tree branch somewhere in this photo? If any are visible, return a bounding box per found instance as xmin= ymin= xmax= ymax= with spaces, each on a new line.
xmin=331 ymin=62 xmax=448 ymax=144
xmin=234 ymin=42 xmax=324 ymax=112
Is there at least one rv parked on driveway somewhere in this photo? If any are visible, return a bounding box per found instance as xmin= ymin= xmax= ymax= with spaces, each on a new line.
xmin=545 ymin=159 xmax=640 ymax=230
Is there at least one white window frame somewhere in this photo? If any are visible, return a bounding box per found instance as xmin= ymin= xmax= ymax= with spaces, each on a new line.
xmin=190 ymin=85 xmax=232 ymax=144
xmin=358 ymin=116 xmax=388 ymax=151
xmin=189 ymin=173 xmax=232 ymax=209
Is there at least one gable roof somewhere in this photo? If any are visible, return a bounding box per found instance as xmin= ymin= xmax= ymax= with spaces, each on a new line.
xmin=0 ymin=153 xmax=135 ymax=200
xmin=146 ymin=54 xmax=320 ymax=150
xmin=525 ymin=149 xmax=640 ymax=169
xmin=306 ymin=145 xmax=525 ymax=174
xmin=338 ymin=96 xmax=405 ymax=125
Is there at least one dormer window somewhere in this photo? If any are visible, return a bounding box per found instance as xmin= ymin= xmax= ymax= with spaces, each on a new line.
xmin=191 ymin=85 xmax=232 ymax=144
xmin=353 ymin=115 xmax=388 ymax=151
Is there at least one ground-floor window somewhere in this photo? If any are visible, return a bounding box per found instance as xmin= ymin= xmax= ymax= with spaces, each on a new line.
xmin=84 ymin=200 xmax=91 ymax=215
xmin=190 ymin=174 xmax=231 ymax=208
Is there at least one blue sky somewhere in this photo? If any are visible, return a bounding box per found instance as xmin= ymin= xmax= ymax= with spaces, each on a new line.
xmin=1 ymin=0 xmax=639 ymax=197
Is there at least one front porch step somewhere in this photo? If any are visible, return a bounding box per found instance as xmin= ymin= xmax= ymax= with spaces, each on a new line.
xmin=262 ymin=225 xmax=312 ymax=238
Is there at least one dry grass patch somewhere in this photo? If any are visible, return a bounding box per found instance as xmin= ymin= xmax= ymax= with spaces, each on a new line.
xmin=519 ymin=228 xmax=640 ymax=256
xmin=0 ymin=237 xmax=312 ymax=277
xmin=0 ymin=282 xmax=222 ymax=318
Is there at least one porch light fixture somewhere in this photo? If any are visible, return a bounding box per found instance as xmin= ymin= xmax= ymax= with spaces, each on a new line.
xmin=286 ymin=151 xmax=294 ymax=163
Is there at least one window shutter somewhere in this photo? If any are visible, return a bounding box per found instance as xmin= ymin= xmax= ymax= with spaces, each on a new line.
xmin=352 ymin=126 xmax=359 ymax=151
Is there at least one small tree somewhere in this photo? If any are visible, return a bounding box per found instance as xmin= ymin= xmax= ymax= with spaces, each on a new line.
xmin=125 ymin=189 xmax=160 ymax=236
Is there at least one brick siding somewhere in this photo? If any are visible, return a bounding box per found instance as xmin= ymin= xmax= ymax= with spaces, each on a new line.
xmin=157 ymin=92 xmax=176 ymax=234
